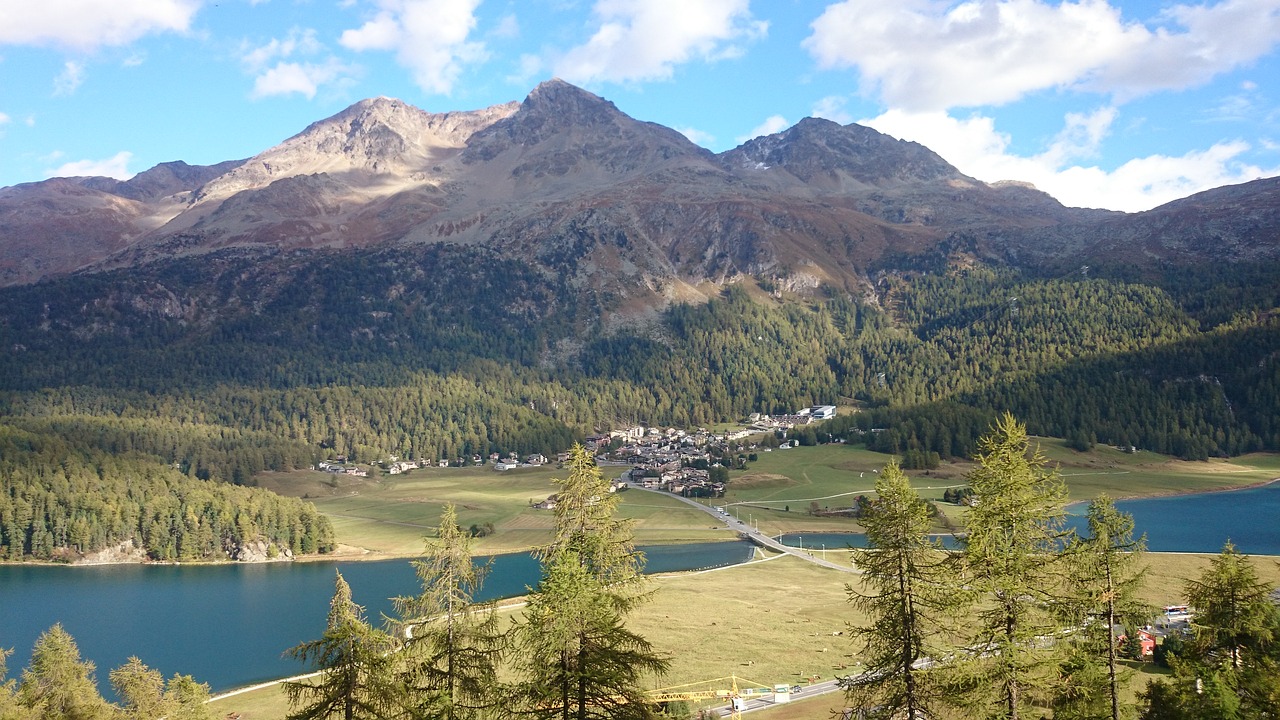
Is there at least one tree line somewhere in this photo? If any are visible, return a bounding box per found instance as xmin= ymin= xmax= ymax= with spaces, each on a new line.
xmin=0 ymin=421 xmax=334 ymax=562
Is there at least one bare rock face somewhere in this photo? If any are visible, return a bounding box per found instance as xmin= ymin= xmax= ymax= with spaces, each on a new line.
xmin=74 ymin=539 xmax=148 ymax=565
xmin=229 ymin=539 xmax=293 ymax=562
xmin=195 ymin=97 xmax=518 ymax=202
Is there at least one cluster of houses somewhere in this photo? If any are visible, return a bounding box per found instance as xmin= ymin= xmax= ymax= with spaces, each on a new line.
xmin=747 ymin=405 xmax=837 ymax=431
xmin=316 ymin=460 xmax=369 ymax=477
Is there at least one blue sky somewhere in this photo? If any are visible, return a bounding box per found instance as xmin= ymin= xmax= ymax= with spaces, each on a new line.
xmin=1 ymin=0 xmax=1279 ymax=211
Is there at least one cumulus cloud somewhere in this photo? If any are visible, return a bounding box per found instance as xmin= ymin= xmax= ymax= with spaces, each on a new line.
xmin=53 ymin=60 xmax=85 ymax=96
xmin=0 ymin=0 xmax=201 ymax=51
xmin=863 ymin=108 xmax=1279 ymax=211
xmin=46 ymin=150 xmax=133 ymax=179
xmin=242 ymin=28 xmax=358 ymax=99
xmin=736 ymin=114 xmax=789 ymax=143
xmin=251 ymin=59 xmax=357 ymax=99
xmin=553 ymin=0 xmax=767 ymax=84
xmin=805 ymin=0 xmax=1280 ymax=111
xmin=340 ymin=0 xmax=485 ymax=94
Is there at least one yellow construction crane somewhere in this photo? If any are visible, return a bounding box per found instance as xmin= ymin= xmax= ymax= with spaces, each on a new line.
xmin=647 ymin=675 xmax=794 ymax=719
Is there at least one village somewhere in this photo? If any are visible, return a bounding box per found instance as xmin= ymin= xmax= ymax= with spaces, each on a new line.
xmin=312 ymin=406 xmax=841 ymax=505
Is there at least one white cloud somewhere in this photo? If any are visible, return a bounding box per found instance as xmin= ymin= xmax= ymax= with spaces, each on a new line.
xmin=863 ymin=108 xmax=1280 ymax=211
xmin=0 ymin=112 xmax=10 ymax=125
xmin=736 ymin=114 xmax=789 ymax=143
xmin=251 ymin=59 xmax=357 ymax=99
xmin=53 ymin=60 xmax=85 ymax=96
xmin=553 ymin=0 xmax=766 ymax=84
xmin=242 ymin=27 xmax=323 ymax=70
xmin=340 ymin=0 xmax=485 ymax=95
xmin=805 ymin=0 xmax=1280 ymax=112
xmin=242 ymin=28 xmax=358 ymax=99
xmin=677 ymin=126 xmax=716 ymax=146
xmin=0 ymin=0 xmax=202 ymax=51
xmin=45 ymin=150 xmax=133 ymax=179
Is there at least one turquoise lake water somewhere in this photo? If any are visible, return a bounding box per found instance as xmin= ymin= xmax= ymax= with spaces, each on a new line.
xmin=3 ymin=482 xmax=1276 ymax=697
xmin=777 ymin=480 xmax=1280 ymax=554
xmin=0 ymin=541 xmax=752 ymax=696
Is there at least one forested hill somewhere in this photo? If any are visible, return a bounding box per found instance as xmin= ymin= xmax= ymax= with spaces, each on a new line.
xmin=2 ymin=243 xmax=1277 ymax=465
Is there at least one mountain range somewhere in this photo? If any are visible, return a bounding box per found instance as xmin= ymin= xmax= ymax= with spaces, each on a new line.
xmin=4 ymin=78 xmax=1278 ymax=296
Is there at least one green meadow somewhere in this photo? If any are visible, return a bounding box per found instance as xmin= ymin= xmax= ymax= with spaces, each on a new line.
xmin=260 ymin=442 xmax=1280 ymax=558
xmin=258 ymin=464 xmax=725 ymax=558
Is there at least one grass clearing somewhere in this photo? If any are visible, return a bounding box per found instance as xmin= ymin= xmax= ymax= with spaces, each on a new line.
xmin=261 ymin=465 xmax=721 ymax=557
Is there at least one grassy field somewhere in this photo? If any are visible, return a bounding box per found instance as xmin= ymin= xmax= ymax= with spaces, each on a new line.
xmin=258 ymin=443 xmax=1280 ymax=558
xmin=259 ymin=465 xmax=725 ymax=558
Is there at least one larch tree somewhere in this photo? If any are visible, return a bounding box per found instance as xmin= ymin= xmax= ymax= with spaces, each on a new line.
xmin=110 ymin=658 xmax=213 ymax=720
xmin=844 ymin=459 xmax=957 ymax=720
xmin=953 ymin=413 xmax=1069 ymax=720
xmin=0 ymin=647 xmax=32 ymax=720
xmin=1185 ymin=542 xmax=1275 ymax=671
xmin=513 ymin=444 xmax=669 ymax=720
xmin=15 ymin=624 xmax=113 ymax=720
xmin=391 ymin=502 xmax=503 ymax=720
xmin=1055 ymin=495 xmax=1148 ymax=720
xmin=284 ymin=571 xmax=400 ymax=720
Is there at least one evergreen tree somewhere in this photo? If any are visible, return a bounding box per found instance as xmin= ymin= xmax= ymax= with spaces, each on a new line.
xmin=284 ymin=572 xmax=400 ymax=720
xmin=110 ymin=658 xmax=168 ymax=720
xmin=953 ymin=414 xmax=1069 ymax=720
xmin=1057 ymin=495 xmax=1148 ymax=720
xmin=392 ymin=503 xmax=503 ymax=720
xmin=110 ymin=659 xmax=213 ymax=720
xmin=1184 ymin=542 xmax=1275 ymax=670
xmin=514 ymin=444 xmax=668 ymax=719
xmin=514 ymin=549 xmax=667 ymax=720
xmin=844 ymin=460 xmax=956 ymax=720
xmin=15 ymin=624 xmax=113 ymax=720
xmin=0 ymin=648 xmax=32 ymax=720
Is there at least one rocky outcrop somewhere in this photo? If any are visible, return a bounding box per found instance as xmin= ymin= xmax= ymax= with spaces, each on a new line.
xmin=228 ymin=539 xmax=294 ymax=563
xmin=74 ymin=539 xmax=148 ymax=565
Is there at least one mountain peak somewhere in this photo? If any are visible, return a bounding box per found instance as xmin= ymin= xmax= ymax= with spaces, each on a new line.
xmin=462 ymin=79 xmax=704 ymax=171
xmin=724 ymin=117 xmax=962 ymax=188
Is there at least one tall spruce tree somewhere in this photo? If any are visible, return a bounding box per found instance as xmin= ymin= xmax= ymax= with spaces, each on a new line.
xmin=953 ymin=413 xmax=1069 ymax=720
xmin=392 ymin=503 xmax=503 ymax=720
xmin=844 ymin=459 xmax=956 ymax=720
xmin=1056 ymin=495 xmax=1148 ymax=720
xmin=284 ymin=572 xmax=400 ymax=720
xmin=513 ymin=444 xmax=668 ymax=719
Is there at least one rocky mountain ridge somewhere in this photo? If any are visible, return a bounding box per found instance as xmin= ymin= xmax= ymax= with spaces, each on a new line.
xmin=1 ymin=79 xmax=1277 ymax=293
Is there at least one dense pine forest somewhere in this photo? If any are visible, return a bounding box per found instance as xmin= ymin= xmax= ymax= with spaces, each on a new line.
xmin=1 ymin=244 xmax=1278 ymax=561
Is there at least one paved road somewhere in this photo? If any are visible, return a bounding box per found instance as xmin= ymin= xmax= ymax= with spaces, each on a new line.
xmin=630 ymin=484 xmax=860 ymax=574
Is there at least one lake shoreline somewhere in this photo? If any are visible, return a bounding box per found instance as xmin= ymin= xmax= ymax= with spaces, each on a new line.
xmin=8 ymin=476 xmax=1277 ymax=568
xmin=1063 ymin=475 xmax=1280 ymax=511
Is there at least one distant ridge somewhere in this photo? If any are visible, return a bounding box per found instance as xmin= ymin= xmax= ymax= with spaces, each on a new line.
xmin=1 ymin=79 xmax=1277 ymax=289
